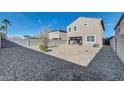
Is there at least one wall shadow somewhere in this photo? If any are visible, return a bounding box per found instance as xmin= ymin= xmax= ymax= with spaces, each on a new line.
xmin=1 ymin=39 xmax=22 ymax=48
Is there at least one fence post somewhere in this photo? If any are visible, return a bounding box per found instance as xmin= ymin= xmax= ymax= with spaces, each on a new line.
xmin=27 ymin=38 xmax=30 ymax=47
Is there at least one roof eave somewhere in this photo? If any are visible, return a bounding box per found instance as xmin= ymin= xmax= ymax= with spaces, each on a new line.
xmin=114 ymin=14 xmax=124 ymax=30
xmin=101 ymin=20 xmax=105 ymax=31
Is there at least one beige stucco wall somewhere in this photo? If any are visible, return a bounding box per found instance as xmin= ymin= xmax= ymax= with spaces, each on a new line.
xmin=119 ymin=18 xmax=124 ymax=35
xmin=115 ymin=18 xmax=124 ymax=63
xmin=116 ymin=35 xmax=124 ymax=63
xmin=49 ymin=31 xmax=67 ymax=40
xmin=67 ymin=17 xmax=104 ymax=48
xmin=115 ymin=16 xmax=124 ymax=63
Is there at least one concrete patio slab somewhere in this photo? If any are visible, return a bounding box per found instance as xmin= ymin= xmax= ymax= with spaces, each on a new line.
xmin=43 ymin=45 xmax=100 ymax=66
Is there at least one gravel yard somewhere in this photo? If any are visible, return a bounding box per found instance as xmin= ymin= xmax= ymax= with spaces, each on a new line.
xmin=0 ymin=46 xmax=86 ymax=80
xmin=0 ymin=40 xmax=124 ymax=81
xmin=85 ymin=46 xmax=124 ymax=80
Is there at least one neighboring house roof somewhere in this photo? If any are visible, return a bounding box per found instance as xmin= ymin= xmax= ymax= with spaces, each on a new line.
xmin=67 ymin=17 xmax=105 ymax=31
xmin=23 ymin=35 xmax=30 ymax=37
xmin=114 ymin=14 xmax=124 ymax=30
xmin=50 ymin=29 xmax=67 ymax=33
xmin=109 ymin=36 xmax=115 ymax=40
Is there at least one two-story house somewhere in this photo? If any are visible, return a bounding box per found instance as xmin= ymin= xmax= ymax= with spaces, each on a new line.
xmin=67 ymin=17 xmax=105 ymax=48
xmin=114 ymin=14 xmax=124 ymax=63
xmin=49 ymin=30 xmax=67 ymax=40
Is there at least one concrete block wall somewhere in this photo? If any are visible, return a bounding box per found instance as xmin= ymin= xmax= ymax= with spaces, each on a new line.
xmin=110 ymin=37 xmax=115 ymax=51
xmin=8 ymin=38 xmax=66 ymax=47
xmin=0 ymin=38 xmax=1 ymax=48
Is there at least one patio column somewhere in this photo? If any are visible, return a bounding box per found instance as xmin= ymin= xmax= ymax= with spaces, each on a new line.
xmin=82 ymin=36 xmax=83 ymax=46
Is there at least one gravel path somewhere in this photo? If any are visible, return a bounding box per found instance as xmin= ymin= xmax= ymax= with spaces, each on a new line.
xmin=84 ymin=46 xmax=124 ymax=80
xmin=0 ymin=40 xmax=124 ymax=81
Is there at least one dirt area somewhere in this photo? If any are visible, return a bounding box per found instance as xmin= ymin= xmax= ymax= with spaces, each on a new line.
xmin=43 ymin=45 xmax=100 ymax=66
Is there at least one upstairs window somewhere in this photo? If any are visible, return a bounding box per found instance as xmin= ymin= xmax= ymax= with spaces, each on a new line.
xmin=53 ymin=32 xmax=58 ymax=35
xmin=118 ymin=28 xmax=120 ymax=32
xmin=83 ymin=23 xmax=88 ymax=26
xmin=116 ymin=26 xmax=120 ymax=36
xmin=73 ymin=26 xmax=77 ymax=31
xmin=68 ymin=27 xmax=71 ymax=32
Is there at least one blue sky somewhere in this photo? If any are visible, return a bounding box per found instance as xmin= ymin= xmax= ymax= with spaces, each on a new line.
xmin=0 ymin=12 xmax=123 ymax=37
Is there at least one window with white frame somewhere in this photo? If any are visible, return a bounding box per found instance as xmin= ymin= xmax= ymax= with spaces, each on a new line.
xmin=86 ymin=36 xmax=96 ymax=43
xmin=83 ymin=23 xmax=88 ymax=26
xmin=53 ymin=32 xmax=58 ymax=35
xmin=73 ymin=25 xmax=77 ymax=31
xmin=116 ymin=26 xmax=120 ymax=36
xmin=68 ymin=27 xmax=71 ymax=32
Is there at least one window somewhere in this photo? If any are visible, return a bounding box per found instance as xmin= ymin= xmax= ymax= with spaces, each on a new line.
xmin=53 ymin=32 xmax=58 ymax=34
xmin=116 ymin=26 xmax=120 ymax=36
xmin=118 ymin=28 xmax=120 ymax=32
xmin=68 ymin=27 xmax=71 ymax=32
xmin=83 ymin=23 xmax=88 ymax=26
xmin=73 ymin=26 xmax=77 ymax=31
xmin=86 ymin=36 xmax=96 ymax=43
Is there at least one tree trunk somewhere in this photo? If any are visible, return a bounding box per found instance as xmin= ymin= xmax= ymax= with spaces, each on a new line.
xmin=5 ymin=25 xmax=7 ymax=48
xmin=5 ymin=25 xmax=7 ymax=38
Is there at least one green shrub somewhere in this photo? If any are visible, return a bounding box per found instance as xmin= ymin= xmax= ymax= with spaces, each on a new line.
xmin=39 ymin=44 xmax=48 ymax=52
xmin=0 ymin=32 xmax=4 ymax=39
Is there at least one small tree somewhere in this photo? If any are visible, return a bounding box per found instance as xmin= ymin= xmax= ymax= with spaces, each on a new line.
xmin=2 ymin=19 xmax=11 ymax=38
xmin=39 ymin=28 xmax=51 ymax=45
xmin=0 ymin=26 xmax=6 ymax=39
xmin=0 ymin=32 xmax=4 ymax=39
